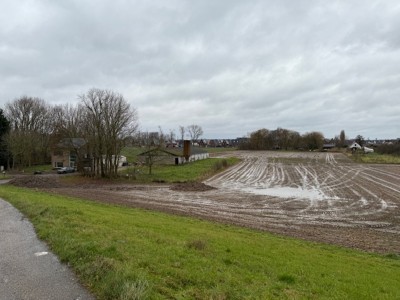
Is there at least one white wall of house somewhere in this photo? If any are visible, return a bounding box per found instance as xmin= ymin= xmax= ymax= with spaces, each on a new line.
xmin=188 ymin=153 xmax=209 ymax=162
xmin=103 ymin=155 xmax=127 ymax=167
xmin=175 ymin=153 xmax=209 ymax=164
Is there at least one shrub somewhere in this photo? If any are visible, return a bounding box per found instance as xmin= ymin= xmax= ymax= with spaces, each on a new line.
xmin=377 ymin=143 xmax=400 ymax=156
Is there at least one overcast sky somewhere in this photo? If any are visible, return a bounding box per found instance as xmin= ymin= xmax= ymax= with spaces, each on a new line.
xmin=1 ymin=1 xmax=399 ymax=139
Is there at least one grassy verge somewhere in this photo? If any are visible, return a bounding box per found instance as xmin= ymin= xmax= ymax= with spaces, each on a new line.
xmin=1 ymin=185 xmax=399 ymax=299
xmin=121 ymin=157 xmax=239 ymax=183
xmin=6 ymin=164 xmax=54 ymax=174
xmin=348 ymin=152 xmax=400 ymax=164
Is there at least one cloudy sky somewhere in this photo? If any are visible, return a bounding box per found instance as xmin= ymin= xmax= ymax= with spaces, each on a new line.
xmin=1 ymin=1 xmax=399 ymax=139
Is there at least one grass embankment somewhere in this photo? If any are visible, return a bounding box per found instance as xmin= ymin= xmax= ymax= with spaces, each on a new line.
xmin=1 ymin=186 xmax=399 ymax=299
xmin=349 ymin=152 xmax=400 ymax=164
xmin=121 ymin=157 xmax=239 ymax=183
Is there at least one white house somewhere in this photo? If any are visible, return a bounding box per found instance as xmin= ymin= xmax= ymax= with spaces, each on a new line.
xmin=349 ymin=142 xmax=374 ymax=154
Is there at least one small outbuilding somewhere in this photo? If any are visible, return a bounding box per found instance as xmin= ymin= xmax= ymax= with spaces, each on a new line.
xmin=138 ymin=141 xmax=209 ymax=165
xmin=349 ymin=142 xmax=362 ymax=151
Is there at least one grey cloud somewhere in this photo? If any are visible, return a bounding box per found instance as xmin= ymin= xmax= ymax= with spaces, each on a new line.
xmin=0 ymin=0 xmax=399 ymax=139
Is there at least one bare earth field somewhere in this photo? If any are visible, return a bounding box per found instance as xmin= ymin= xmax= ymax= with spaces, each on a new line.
xmin=28 ymin=151 xmax=400 ymax=254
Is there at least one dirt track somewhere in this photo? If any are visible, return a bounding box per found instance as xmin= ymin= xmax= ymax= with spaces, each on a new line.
xmin=44 ymin=151 xmax=400 ymax=254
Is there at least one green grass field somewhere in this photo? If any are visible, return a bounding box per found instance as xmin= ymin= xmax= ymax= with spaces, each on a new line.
xmin=349 ymin=152 xmax=400 ymax=164
xmin=1 ymin=185 xmax=399 ymax=299
xmin=122 ymin=157 xmax=239 ymax=183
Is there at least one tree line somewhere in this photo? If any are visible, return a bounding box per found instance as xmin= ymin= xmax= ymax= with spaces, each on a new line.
xmin=132 ymin=124 xmax=204 ymax=148
xmin=239 ymin=128 xmax=325 ymax=151
xmin=0 ymin=88 xmax=138 ymax=177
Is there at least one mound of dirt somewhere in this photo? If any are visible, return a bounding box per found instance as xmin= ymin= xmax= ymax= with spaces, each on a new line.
xmin=9 ymin=176 xmax=62 ymax=188
xmin=170 ymin=182 xmax=216 ymax=192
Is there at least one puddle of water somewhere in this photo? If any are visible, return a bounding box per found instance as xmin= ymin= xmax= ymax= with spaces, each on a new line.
xmin=243 ymin=186 xmax=329 ymax=201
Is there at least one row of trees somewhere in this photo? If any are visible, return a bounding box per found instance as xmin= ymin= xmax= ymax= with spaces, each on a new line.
xmin=0 ymin=89 xmax=138 ymax=177
xmin=132 ymin=124 xmax=204 ymax=147
xmin=239 ymin=127 xmax=325 ymax=151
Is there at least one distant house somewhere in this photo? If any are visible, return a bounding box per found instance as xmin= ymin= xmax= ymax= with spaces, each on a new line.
xmin=349 ymin=142 xmax=362 ymax=151
xmin=138 ymin=142 xmax=209 ymax=165
xmin=348 ymin=142 xmax=374 ymax=154
xmin=322 ymin=143 xmax=336 ymax=150
xmin=102 ymin=155 xmax=128 ymax=167
xmin=51 ymin=138 xmax=88 ymax=169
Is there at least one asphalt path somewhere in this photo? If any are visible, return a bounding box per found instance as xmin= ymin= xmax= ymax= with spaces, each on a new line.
xmin=0 ymin=197 xmax=94 ymax=300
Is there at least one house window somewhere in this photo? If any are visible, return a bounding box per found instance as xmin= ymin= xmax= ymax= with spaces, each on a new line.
xmin=70 ymin=153 xmax=77 ymax=167
xmin=55 ymin=162 xmax=63 ymax=168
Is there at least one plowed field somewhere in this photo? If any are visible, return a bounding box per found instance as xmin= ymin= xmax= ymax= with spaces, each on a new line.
xmin=49 ymin=151 xmax=400 ymax=254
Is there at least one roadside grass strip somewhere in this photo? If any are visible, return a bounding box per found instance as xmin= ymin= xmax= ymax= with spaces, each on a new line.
xmin=1 ymin=185 xmax=400 ymax=299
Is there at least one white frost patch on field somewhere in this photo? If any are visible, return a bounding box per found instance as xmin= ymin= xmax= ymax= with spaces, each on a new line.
xmin=359 ymin=198 xmax=368 ymax=206
xmin=242 ymin=186 xmax=331 ymax=201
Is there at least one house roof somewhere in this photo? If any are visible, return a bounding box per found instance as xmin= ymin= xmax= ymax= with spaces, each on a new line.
xmin=323 ymin=143 xmax=336 ymax=148
xmin=349 ymin=142 xmax=362 ymax=149
xmin=57 ymin=138 xmax=86 ymax=149
xmin=138 ymin=146 xmax=207 ymax=157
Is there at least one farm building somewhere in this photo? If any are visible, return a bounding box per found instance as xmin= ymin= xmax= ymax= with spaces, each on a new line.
xmin=349 ymin=142 xmax=362 ymax=151
xmin=138 ymin=141 xmax=209 ymax=165
xmin=52 ymin=138 xmax=127 ymax=170
xmin=51 ymin=138 xmax=88 ymax=169
xmin=349 ymin=142 xmax=374 ymax=154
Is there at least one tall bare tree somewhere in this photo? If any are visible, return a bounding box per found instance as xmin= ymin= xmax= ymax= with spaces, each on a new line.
xmin=187 ymin=124 xmax=203 ymax=143
xmin=179 ymin=125 xmax=185 ymax=144
xmin=5 ymin=96 xmax=51 ymax=168
xmin=167 ymin=129 xmax=176 ymax=145
xmin=79 ymin=88 xmax=138 ymax=178
xmin=249 ymin=128 xmax=269 ymax=150
xmin=141 ymin=127 xmax=167 ymax=175
xmin=339 ymin=130 xmax=346 ymax=147
xmin=0 ymin=109 xmax=10 ymax=168
xmin=49 ymin=104 xmax=88 ymax=169
xmin=301 ymin=132 xmax=324 ymax=151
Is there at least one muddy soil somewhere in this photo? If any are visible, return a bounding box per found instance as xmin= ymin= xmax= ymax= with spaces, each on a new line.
xmin=11 ymin=151 xmax=400 ymax=254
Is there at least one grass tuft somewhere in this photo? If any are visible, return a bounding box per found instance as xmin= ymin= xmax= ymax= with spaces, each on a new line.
xmin=385 ymin=253 xmax=400 ymax=260
xmin=119 ymin=278 xmax=150 ymax=300
xmin=187 ymin=239 xmax=208 ymax=251
xmin=278 ymin=274 xmax=296 ymax=284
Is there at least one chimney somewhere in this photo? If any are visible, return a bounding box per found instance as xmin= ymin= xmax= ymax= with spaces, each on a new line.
xmin=183 ymin=140 xmax=191 ymax=161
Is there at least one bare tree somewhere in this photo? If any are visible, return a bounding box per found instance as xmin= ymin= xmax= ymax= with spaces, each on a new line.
xmin=167 ymin=129 xmax=176 ymax=145
xmin=49 ymin=104 xmax=89 ymax=170
xmin=51 ymin=104 xmax=85 ymax=139
xmin=248 ymin=128 xmax=269 ymax=150
xmin=301 ymin=132 xmax=324 ymax=151
xmin=241 ymin=127 xmax=302 ymax=150
xmin=339 ymin=130 xmax=346 ymax=147
xmin=5 ymin=96 xmax=51 ymax=168
xmin=79 ymin=88 xmax=138 ymax=178
xmin=187 ymin=124 xmax=203 ymax=144
xmin=355 ymin=135 xmax=365 ymax=147
xmin=179 ymin=125 xmax=185 ymax=145
xmin=141 ymin=127 xmax=166 ymax=175
xmin=0 ymin=109 xmax=10 ymax=168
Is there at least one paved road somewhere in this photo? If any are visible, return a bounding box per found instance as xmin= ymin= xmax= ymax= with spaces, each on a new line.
xmin=0 ymin=198 xmax=94 ymax=300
